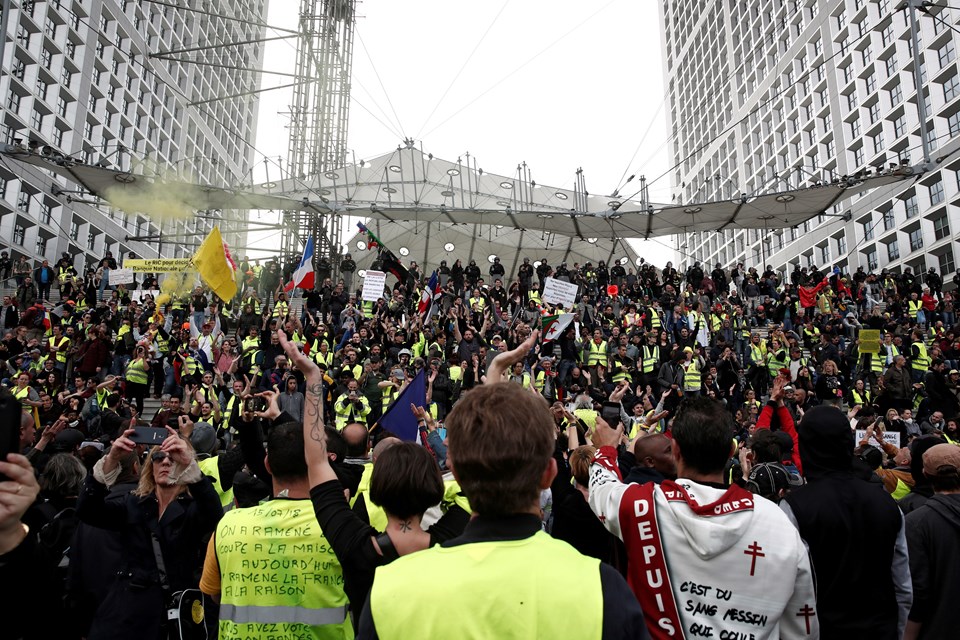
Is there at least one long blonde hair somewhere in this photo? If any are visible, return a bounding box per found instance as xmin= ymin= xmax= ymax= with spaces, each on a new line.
xmin=133 ymin=441 xmax=194 ymax=498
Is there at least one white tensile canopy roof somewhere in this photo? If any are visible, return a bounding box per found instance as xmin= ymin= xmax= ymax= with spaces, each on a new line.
xmin=341 ymin=219 xmax=644 ymax=282
xmin=2 ymin=144 xmax=922 ymax=241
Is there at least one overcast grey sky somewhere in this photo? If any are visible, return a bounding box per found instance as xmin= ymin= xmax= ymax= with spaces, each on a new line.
xmin=248 ymin=0 xmax=676 ymax=265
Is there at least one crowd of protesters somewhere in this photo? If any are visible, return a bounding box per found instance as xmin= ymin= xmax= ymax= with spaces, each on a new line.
xmin=1 ymin=242 xmax=960 ymax=639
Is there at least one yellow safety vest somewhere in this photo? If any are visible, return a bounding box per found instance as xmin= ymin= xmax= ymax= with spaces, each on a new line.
xmin=313 ymin=350 xmax=334 ymax=368
xmin=648 ymin=308 xmax=662 ymax=330
xmin=749 ymin=343 xmax=766 ymax=367
xmin=222 ymin=395 xmax=240 ymax=434
xmin=767 ymin=349 xmax=787 ymax=377
xmin=851 ymin=389 xmax=871 ymax=406
xmin=892 ymin=478 xmax=912 ymax=501
xmin=242 ymin=336 xmax=260 ymax=352
xmin=683 ymin=359 xmax=701 ymax=392
xmin=585 ymin=341 xmax=607 ymax=367
xmin=448 ymin=365 xmax=463 ymax=382
xmin=14 ymin=386 xmax=39 ymax=427
xmin=198 ymin=456 xmax=234 ymax=511
xmin=48 ymin=336 xmax=70 ymax=363
xmin=183 ymin=355 xmax=200 ymax=376
xmin=369 ymin=530 xmax=602 ymax=640
xmin=272 ymin=300 xmax=289 ymax=318
xmin=242 ymin=296 xmax=260 ymax=315
xmin=351 ymin=463 xmax=387 ymax=531
xmin=911 ymin=342 xmax=930 ymax=371
xmin=908 ymin=300 xmax=922 ymax=319
xmin=215 ymin=500 xmax=352 ymax=639
xmin=610 ymin=357 xmax=630 ymax=383
xmin=642 ymin=345 xmax=659 ymax=374
xmin=124 ymin=358 xmax=149 ymax=384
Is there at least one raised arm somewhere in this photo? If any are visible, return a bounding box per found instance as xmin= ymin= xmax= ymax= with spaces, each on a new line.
xmin=279 ymin=331 xmax=337 ymax=488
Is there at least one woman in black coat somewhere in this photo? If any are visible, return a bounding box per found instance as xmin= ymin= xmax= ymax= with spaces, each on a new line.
xmin=77 ymin=426 xmax=223 ymax=640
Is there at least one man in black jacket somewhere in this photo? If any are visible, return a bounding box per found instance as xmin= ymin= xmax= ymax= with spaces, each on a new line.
xmin=904 ymin=444 xmax=960 ymax=640
xmin=783 ymin=405 xmax=912 ymax=639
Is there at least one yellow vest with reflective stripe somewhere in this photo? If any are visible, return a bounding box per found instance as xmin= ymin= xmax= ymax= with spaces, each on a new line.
xmin=585 ymin=340 xmax=607 ymax=366
xmin=370 ymin=530 xmax=602 ymax=640
xmin=851 ymin=389 xmax=871 ymax=406
xmin=683 ymin=359 xmax=701 ymax=392
xmin=272 ymin=300 xmax=289 ymax=318
xmin=448 ymin=365 xmax=462 ymax=382
xmin=766 ymin=348 xmax=787 ymax=377
xmin=749 ymin=343 xmax=766 ymax=367
xmin=911 ymin=342 xmax=930 ymax=371
xmin=610 ymin=357 xmax=630 ymax=383
xmin=198 ymin=456 xmax=234 ymax=511
xmin=215 ymin=500 xmax=352 ymax=639
xmin=642 ymin=345 xmax=659 ymax=374
xmin=14 ymin=386 xmax=39 ymax=427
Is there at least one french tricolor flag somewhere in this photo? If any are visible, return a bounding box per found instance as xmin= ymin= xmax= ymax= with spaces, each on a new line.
xmin=284 ymin=236 xmax=315 ymax=292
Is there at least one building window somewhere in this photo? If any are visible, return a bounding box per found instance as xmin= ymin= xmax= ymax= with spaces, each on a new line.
xmin=873 ymin=132 xmax=885 ymax=154
xmin=69 ymin=221 xmax=79 ymax=241
xmin=36 ymin=235 xmax=47 ymax=257
xmin=61 ymin=69 xmax=72 ymax=88
xmin=939 ymin=41 xmax=956 ymax=68
xmin=866 ymin=74 xmax=876 ymax=94
xmin=40 ymin=48 xmax=53 ymax=69
xmin=83 ymin=121 xmax=93 ymax=139
xmin=44 ymin=17 xmax=57 ymax=38
xmin=894 ymin=114 xmax=906 ymax=138
xmin=939 ymin=249 xmax=956 ymax=274
xmin=945 ymin=75 xmax=960 ymax=102
xmin=0 ymin=178 xmax=6 ymax=199
xmin=820 ymin=244 xmax=830 ymax=264
xmin=52 ymin=128 xmax=64 ymax=147
xmin=949 ymin=112 xmax=960 ymax=138
xmin=13 ymin=224 xmax=25 ymax=246
xmin=39 ymin=202 xmax=51 ymax=225
xmin=850 ymin=119 xmax=861 ymax=138
xmin=30 ymin=110 xmax=43 ymax=131
xmin=863 ymin=219 xmax=875 ymax=240
xmin=867 ymin=248 xmax=878 ymax=271
xmin=890 ymin=84 xmax=902 ymax=105
xmin=886 ymin=57 xmax=897 ymax=77
xmin=854 ymin=146 xmax=864 ymax=167
xmin=906 ymin=194 xmax=920 ymax=217
xmin=16 ymin=191 xmax=30 ymax=213
xmin=847 ymin=93 xmax=858 ymax=110
xmin=934 ymin=214 xmax=950 ymax=240
xmin=929 ymin=181 xmax=945 ymax=205
xmin=7 ymin=93 xmax=21 ymax=114
xmin=888 ymin=240 xmax=900 ymax=260
xmin=87 ymin=232 xmax=96 ymax=251
xmin=881 ymin=24 xmax=894 ymax=47
xmin=884 ymin=209 xmax=896 ymax=230
xmin=909 ymin=228 xmax=924 ymax=251
xmin=868 ymin=102 xmax=880 ymax=124
xmin=837 ymin=236 xmax=847 ymax=255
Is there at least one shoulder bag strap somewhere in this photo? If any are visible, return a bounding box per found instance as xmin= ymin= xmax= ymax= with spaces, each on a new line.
xmin=150 ymin=531 xmax=171 ymax=593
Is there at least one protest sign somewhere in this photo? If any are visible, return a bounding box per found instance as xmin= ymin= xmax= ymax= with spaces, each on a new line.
xmin=542 ymin=277 xmax=579 ymax=308
xmin=362 ymin=270 xmax=387 ymax=302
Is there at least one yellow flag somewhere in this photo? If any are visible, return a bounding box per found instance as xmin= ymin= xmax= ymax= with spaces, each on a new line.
xmin=192 ymin=227 xmax=237 ymax=301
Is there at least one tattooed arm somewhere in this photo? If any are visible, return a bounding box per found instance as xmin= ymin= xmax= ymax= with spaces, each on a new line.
xmin=278 ymin=330 xmax=338 ymax=487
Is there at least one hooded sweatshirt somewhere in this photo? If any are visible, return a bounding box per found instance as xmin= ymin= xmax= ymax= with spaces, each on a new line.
xmin=783 ymin=405 xmax=912 ymax=640
xmin=590 ymin=445 xmax=817 ymax=639
xmin=905 ymin=493 xmax=960 ymax=639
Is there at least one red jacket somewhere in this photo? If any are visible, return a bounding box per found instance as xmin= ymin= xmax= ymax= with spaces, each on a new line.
xmin=756 ymin=402 xmax=803 ymax=475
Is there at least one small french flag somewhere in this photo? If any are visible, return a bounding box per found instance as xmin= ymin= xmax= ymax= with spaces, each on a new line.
xmin=284 ymin=236 xmax=315 ymax=292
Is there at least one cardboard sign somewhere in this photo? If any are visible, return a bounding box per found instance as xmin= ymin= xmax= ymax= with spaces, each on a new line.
xmin=123 ymin=258 xmax=192 ymax=273
xmin=109 ymin=268 xmax=135 ymax=285
xmin=855 ymin=429 xmax=901 ymax=450
xmin=859 ymin=329 xmax=881 ymax=354
xmin=362 ymin=270 xmax=386 ymax=302
xmin=542 ymin=277 xmax=579 ymax=308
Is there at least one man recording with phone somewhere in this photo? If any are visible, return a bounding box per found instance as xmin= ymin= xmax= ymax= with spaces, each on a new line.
xmin=334 ymin=379 xmax=371 ymax=431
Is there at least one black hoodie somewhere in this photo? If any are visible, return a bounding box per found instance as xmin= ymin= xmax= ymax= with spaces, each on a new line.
xmin=905 ymin=493 xmax=960 ymax=639
xmin=785 ymin=406 xmax=908 ymax=640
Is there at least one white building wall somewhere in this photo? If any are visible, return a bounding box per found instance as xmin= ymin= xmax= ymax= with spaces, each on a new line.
xmin=662 ymin=0 xmax=960 ymax=284
xmin=0 ymin=0 xmax=266 ymax=269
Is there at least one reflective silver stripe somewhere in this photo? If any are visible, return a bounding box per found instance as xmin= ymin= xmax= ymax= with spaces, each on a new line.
xmin=219 ymin=604 xmax=348 ymax=626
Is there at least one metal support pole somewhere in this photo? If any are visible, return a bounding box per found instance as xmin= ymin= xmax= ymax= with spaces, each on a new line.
xmin=907 ymin=0 xmax=932 ymax=163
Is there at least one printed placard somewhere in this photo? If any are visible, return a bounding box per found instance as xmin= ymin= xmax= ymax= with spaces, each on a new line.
xmin=362 ymin=270 xmax=387 ymax=302
xmin=542 ymin=277 xmax=579 ymax=308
